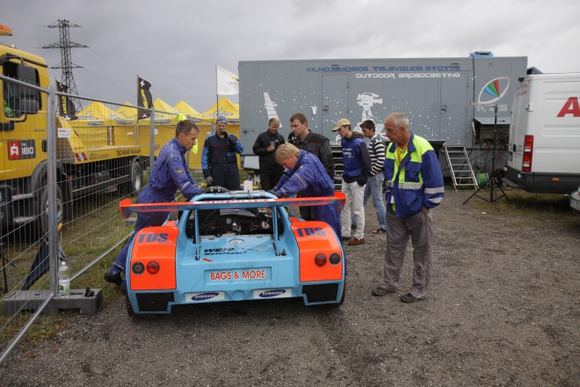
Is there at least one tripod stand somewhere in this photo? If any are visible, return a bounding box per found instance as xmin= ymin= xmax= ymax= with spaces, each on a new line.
xmin=463 ymin=105 xmax=511 ymax=204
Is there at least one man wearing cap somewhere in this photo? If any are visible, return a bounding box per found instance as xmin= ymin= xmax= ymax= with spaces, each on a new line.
xmin=333 ymin=118 xmax=371 ymax=246
xmin=372 ymin=112 xmax=444 ymax=303
xmin=104 ymin=119 xmax=203 ymax=287
xmin=252 ymin=117 xmax=285 ymax=190
xmin=288 ymin=113 xmax=334 ymax=178
xmin=202 ymin=113 xmax=244 ymax=190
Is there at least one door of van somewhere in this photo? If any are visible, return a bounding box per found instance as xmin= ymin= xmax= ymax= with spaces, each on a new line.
xmin=507 ymin=78 xmax=530 ymax=171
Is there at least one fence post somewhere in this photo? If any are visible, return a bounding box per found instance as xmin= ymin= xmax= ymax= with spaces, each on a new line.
xmin=47 ymin=84 xmax=59 ymax=296
xmin=149 ymin=109 xmax=155 ymax=169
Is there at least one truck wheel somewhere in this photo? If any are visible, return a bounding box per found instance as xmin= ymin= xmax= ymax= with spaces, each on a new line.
xmin=130 ymin=159 xmax=144 ymax=193
xmin=40 ymin=184 xmax=63 ymax=235
xmin=120 ymin=158 xmax=144 ymax=195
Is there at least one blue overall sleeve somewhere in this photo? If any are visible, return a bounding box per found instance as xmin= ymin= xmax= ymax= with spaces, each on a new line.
xmin=274 ymin=164 xmax=315 ymax=197
xmin=202 ymin=139 xmax=211 ymax=178
xmin=421 ymin=149 xmax=444 ymax=208
xmin=229 ymin=134 xmax=244 ymax=154
xmin=167 ymin=151 xmax=202 ymax=200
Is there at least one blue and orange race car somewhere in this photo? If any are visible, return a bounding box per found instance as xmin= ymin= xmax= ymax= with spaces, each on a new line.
xmin=119 ymin=190 xmax=346 ymax=316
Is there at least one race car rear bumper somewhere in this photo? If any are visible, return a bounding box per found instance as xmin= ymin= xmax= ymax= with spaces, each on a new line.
xmin=135 ymin=292 xmax=175 ymax=312
xmin=302 ymin=283 xmax=340 ymax=303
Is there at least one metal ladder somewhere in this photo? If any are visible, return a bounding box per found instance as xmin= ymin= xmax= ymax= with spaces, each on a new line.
xmin=443 ymin=145 xmax=479 ymax=191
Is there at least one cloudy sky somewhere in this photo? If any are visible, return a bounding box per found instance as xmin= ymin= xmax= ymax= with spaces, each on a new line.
xmin=2 ymin=0 xmax=578 ymax=111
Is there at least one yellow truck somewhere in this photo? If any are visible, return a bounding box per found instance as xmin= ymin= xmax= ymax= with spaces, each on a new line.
xmin=0 ymin=26 xmax=151 ymax=233
xmin=0 ymin=25 xmax=242 ymax=234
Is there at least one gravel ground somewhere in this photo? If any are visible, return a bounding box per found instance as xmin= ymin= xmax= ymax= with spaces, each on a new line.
xmin=1 ymin=190 xmax=579 ymax=386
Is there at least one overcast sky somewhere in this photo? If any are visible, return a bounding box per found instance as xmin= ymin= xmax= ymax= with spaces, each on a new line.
xmin=2 ymin=0 xmax=579 ymax=111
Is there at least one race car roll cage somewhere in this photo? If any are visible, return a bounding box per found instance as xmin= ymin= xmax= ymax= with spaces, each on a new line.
xmin=119 ymin=190 xmax=346 ymax=260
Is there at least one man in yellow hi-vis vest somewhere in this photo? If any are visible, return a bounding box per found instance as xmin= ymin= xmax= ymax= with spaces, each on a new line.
xmin=372 ymin=112 xmax=444 ymax=303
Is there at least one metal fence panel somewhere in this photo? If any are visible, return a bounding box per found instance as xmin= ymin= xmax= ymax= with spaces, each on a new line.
xmin=1 ymin=71 xmax=217 ymax=363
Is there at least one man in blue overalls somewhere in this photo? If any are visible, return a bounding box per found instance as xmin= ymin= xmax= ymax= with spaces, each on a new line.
xmin=202 ymin=114 xmax=244 ymax=190
xmin=272 ymin=143 xmax=341 ymax=241
xmin=104 ymin=119 xmax=203 ymax=287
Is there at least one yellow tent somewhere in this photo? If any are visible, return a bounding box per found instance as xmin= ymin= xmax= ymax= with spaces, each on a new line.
xmin=153 ymin=98 xmax=178 ymax=122
xmin=115 ymin=102 xmax=138 ymax=121
xmin=199 ymin=96 xmax=239 ymax=123
xmin=77 ymin=101 xmax=120 ymax=121
xmin=174 ymin=100 xmax=202 ymax=120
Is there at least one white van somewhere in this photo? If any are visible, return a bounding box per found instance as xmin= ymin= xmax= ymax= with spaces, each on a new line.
xmin=506 ymin=73 xmax=580 ymax=194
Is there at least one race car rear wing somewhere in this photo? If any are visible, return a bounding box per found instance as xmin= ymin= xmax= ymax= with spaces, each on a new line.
xmin=119 ymin=192 xmax=346 ymax=258
xmin=118 ymin=192 xmax=346 ymax=220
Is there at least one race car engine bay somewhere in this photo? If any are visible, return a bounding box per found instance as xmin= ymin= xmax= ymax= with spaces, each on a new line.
xmin=186 ymin=207 xmax=283 ymax=238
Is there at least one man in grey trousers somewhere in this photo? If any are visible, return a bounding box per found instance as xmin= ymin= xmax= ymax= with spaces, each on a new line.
xmin=372 ymin=112 xmax=444 ymax=303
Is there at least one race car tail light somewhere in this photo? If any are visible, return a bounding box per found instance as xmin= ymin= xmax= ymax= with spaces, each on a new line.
xmin=329 ymin=253 xmax=341 ymax=265
xmin=132 ymin=261 xmax=145 ymax=275
xmin=522 ymin=135 xmax=534 ymax=173
xmin=147 ymin=261 xmax=160 ymax=274
xmin=314 ymin=253 xmax=327 ymax=266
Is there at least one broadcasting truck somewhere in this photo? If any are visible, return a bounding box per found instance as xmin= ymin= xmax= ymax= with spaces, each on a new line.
xmin=0 ymin=25 xmax=152 ymax=234
xmin=239 ymin=53 xmax=527 ymax=153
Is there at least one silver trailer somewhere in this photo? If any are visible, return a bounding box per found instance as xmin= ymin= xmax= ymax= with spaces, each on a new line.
xmin=239 ymin=53 xmax=527 ymax=157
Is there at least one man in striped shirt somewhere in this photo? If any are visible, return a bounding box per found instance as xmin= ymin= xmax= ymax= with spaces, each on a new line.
xmin=361 ymin=120 xmax=387 ymax=234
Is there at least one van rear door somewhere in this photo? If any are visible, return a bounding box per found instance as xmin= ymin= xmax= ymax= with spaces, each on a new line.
xmin=507 ymin=78 xmax=530 ymax=171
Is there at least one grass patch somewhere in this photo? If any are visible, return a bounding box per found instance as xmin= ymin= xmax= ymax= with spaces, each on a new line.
xmin=470 ymin=187 xmax=574 ymax=218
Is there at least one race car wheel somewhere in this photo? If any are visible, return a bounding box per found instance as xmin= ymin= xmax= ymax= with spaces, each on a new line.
xmin=125 ymin=296 xmax=136 ymax=317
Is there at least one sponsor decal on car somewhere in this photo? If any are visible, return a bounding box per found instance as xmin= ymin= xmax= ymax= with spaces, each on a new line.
xmin=253 ymin=288 xmax=293 ymax=299
xmin=207 ymin=268 xmax=269 ymax=282
xmin=186 ymin=292 xmax=225 ymax=302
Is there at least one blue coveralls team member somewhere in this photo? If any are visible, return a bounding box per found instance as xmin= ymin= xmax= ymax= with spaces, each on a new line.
xmin=202 ymin=114 xmax=244 ymax=190
xmin=333 ymin=118 xmax=371 ymax=246
xmin=272 ymin=143 xmax=341 ymax=241
xmin=104 ymin=119 xmax=203 ymax=286
xmin=372 ymin=112 xmax=444 ymax=303
xmin=252 ymin=117 xmax=285 ymax=190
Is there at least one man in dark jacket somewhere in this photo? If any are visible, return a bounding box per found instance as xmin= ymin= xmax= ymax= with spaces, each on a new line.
xmin=288 ymin=112 xmax=334 ymax=178
xmin=252 ymin=117 xmax=285 ymax=190
xmin=202 ymin=114 xmax=244 ymax=190
xmin=333 ymin=118 xmax=371 ymax=246
xmin=104 ymin=119 xmax=203 ymax=287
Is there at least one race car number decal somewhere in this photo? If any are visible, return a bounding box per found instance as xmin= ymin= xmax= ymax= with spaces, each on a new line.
xmin=207 ymin=268 xmax=269 ymax=282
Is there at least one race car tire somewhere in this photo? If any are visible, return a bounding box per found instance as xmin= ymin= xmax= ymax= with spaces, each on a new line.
xmin=125 ymin=296 xmax=136 ymax=317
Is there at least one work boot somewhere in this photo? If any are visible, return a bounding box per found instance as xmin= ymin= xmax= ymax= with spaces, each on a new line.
xmin=400 ymin=293 xmax=423 ymax=303
xmin=348 ymin=237 xmax=365 ymax=246
xmin=371 ymin=287 xmax=395 ymax=296
xmin=104 ymin=269 xmax=123 ymax=288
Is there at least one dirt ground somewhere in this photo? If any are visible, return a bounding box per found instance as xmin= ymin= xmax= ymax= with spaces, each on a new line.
xmin=1 ymin=189 xmax=578 ymax=386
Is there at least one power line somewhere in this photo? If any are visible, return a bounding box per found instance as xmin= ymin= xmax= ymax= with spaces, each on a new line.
xmin=42 ymin=19 xmax=88 ymax=97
